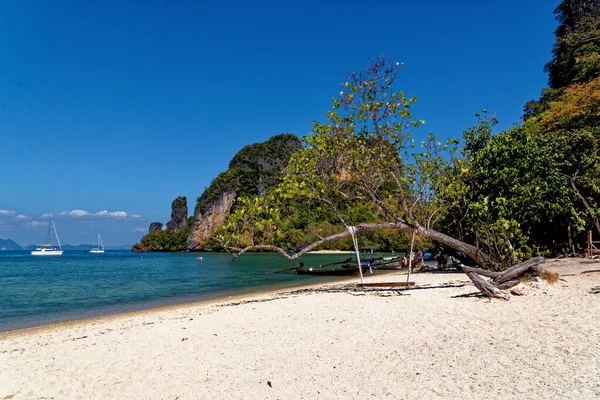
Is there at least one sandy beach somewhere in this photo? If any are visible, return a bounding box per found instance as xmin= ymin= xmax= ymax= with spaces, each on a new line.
xmin=2 ymin=258 xmax=600 ymax=399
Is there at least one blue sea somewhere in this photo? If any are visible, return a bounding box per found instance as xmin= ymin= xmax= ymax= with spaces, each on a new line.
xmin=0 ymin=250 xmax=360 ymax=332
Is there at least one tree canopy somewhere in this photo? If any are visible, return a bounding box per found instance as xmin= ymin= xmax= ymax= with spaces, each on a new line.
xmin=545 ymin=0 xmax=600 ymax=89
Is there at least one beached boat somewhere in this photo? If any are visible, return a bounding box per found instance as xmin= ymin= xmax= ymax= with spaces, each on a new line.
xmin=338 ymin=253 xmax=424 ymax=270
xmin=89 ymin=233 xmax=105 ymax=254
xmin=295 ymin=259 xmax=361 ymax=276
xmin=31 ymin=216 xmax=63 ymax=256
xmin=368 ymin=258 xmax=404 ymax=270
xmin=339 ymin=257 xmax=401 ymax=270
xmin=296 ymin=264 xmax=361 ymax=276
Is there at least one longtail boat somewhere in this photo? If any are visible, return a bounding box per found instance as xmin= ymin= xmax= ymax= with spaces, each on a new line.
xmin=295 ymin=265 xmax=361 ymax=275
xmin=295 ymin=259 xmax=361 ymax=276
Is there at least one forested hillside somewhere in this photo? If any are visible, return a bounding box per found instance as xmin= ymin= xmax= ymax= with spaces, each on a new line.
xmin=134 ymin=0 xmax=599 ymax=259
xmin=216 ymin=0 xmax=600 ymax=267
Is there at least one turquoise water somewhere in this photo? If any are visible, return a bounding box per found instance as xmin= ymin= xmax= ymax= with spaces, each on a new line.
xmin=0 ymin=251 xmax=358 ymax=332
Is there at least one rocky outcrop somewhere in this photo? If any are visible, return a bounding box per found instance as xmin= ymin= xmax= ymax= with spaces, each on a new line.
xmin=149 ymin=222 xmax=163 ymax=233
xmin=187 ymin=188 xmax=237 ymax=249
xmin=228 ymin=134 xmax=302 ymax=196
xmin=166 ymin=196 xmax=188 ymax=232
xmin=187 ymin=134 xmax=301 ymax=250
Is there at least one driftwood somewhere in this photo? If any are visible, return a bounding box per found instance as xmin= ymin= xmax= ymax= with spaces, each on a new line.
xmin=496 ymin=280 xmax=520 ymax=290
xmin=530 ymin=264 xmax=548 ymax=276
xmin=461 ymin=257 xmax=548 ymax=300
xmin=494 ymin=257 xmax=546 ymax=284
xmin=461 ymin=266 xmax=503 ymax=279
xmin=467 ymin=272 xmax=510 ymax=300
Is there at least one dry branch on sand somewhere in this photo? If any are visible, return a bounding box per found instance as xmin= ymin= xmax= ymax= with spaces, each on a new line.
xmin=461 ymin=257 xmax=551 ymax=300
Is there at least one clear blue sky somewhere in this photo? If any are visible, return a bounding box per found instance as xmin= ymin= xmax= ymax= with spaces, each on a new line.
xmin=0 ymin=0 xmax=560 ymax=246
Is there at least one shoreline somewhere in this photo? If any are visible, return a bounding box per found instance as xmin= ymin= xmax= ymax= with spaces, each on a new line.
xmin=1 ymin=249 xmax=406 ymax=335
xmin=2 ymin=258 xmax=599 ymax=399
xmin=0 ymin=272 xmax=367 ymax=339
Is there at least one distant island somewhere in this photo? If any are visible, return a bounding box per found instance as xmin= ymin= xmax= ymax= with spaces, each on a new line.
xmin=0 ymin=239 xmax=23 ymax=251
xmin=0 ymin=240 xmax=132 ymax=251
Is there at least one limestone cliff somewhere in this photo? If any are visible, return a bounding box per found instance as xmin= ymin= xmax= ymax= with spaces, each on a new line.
xmin=166 ymin=196 xmax=188 ymax=232
xmin=187 ymin=133 xmax=301 ymax=250
xmin=187 ymin=188 xmax=237 ymax=249
xmin=149 ymin=222 xmax=163 ymax=233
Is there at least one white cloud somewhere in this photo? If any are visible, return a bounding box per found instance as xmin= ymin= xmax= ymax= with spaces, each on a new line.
xmin=60 ymin=210 xmax=90 ymax=218
xmin=56 ymin=209 xmax=142 ymax=220
xmin=132 ymin=227 xmax=147 ymax=233
xmin=0 ymin=210 xmax=31 ymax=221
xmin=25 ymin=220 xmax=47 ymax=227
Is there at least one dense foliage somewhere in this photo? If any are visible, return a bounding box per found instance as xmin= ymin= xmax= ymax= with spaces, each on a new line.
xmin=216 ymin=0 xmax=600 ymax=268
xmin=136 ymin=0 xmax=600 ymax=264
xmin=132 ymin=227 xmax=190 ymax=252
xmin=545 ymin=0 xmax=600 ymax=89
xmin=195 ymin=134 xmax=301 ymax=215
xmin=215 ymin=56 xmax=471 ymax=262
xmin=442 ymin=0 xmax=600 ymax=260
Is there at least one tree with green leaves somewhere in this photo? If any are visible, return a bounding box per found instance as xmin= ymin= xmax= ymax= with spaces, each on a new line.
xmin=440 ymin=114 xmax=577 ymax=265
xmin=217 ymin=56 xmax=500 ymax=268
xmin=545 ymin=0 xmax=600 ymax=89
xmin=521 ymin=0 xmax=600 ymax=240
xmin=524 ymin=0 xmax=600 ymax=119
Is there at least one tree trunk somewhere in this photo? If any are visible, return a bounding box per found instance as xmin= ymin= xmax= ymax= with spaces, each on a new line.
xmin=467 ymin=272 xmax=510 ymax=300
xmin=496 ymin=280 xmax=520 ymax=290
xmin=228 ymin=221 xmax=497 ymax=269
xmin=571 ymin=178 xmax=600 ymax=235
xmin=493 ymin=257 xmax=545 ymax=284
xmin=568 ymin=223 xmax=574 ymax=254
xmin=417 ymin=226 xmax=497 ymax=268
xmin=407 ymin=229 xmax=416 ymax=283
xmin=461 ymin=266 xmax=502 ymax=279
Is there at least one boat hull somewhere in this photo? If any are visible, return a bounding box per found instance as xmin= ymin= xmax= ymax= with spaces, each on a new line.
xmin=89 ymin=249 xmax=105 ymax=254
xmin=31 ymin=250 xmax=63 ymax=256
xmin=296 ymin=266 xmax=360 ymax=276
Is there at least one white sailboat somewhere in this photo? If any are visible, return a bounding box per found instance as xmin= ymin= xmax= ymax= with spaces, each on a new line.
xmin=31 ymin=216 xmax=63 ymax=256
xmin=89 ymin=233 xmax=105 ymax=254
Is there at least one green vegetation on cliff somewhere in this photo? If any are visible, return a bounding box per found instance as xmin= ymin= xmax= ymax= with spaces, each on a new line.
xmin=437 ymin=0 xmax=600 ymax=259
xmin=133 ymin=197 xmax=191 ymax=252
xmin=136 ymin=1 xmax=600 ymax=258
xmin=216 ymin=1 xmax=600 ymax=267
xmin=194 ymin=134 xmax=301 ymax=215
xmin=132 ymin=227 xmax=190 ymax=252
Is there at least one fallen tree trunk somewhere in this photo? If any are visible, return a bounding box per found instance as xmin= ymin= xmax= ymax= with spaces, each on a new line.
xmin=530 ymin=264 xmax=548 ymax=276
xmin=467 ymin=272 xmax=510 ymax=300
xmin=496 ymin=280 xmax=520 ymax=290
xmin=226 ymin=221 xmax=499 ymax=269
xmin=461 ymin=266 xmax=503 ymax=279
xmin=494 ymin=257 xmax=546 ymax=284
xmin=458 ymin=257 xmax=550 ymax=299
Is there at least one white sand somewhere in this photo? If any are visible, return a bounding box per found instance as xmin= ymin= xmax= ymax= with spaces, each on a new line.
xmin=1 ymin=258 xmax=600 ymax=399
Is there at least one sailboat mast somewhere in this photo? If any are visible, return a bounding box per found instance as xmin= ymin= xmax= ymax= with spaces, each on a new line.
xmin=52 ymin=218 xmax=62 ymax=250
